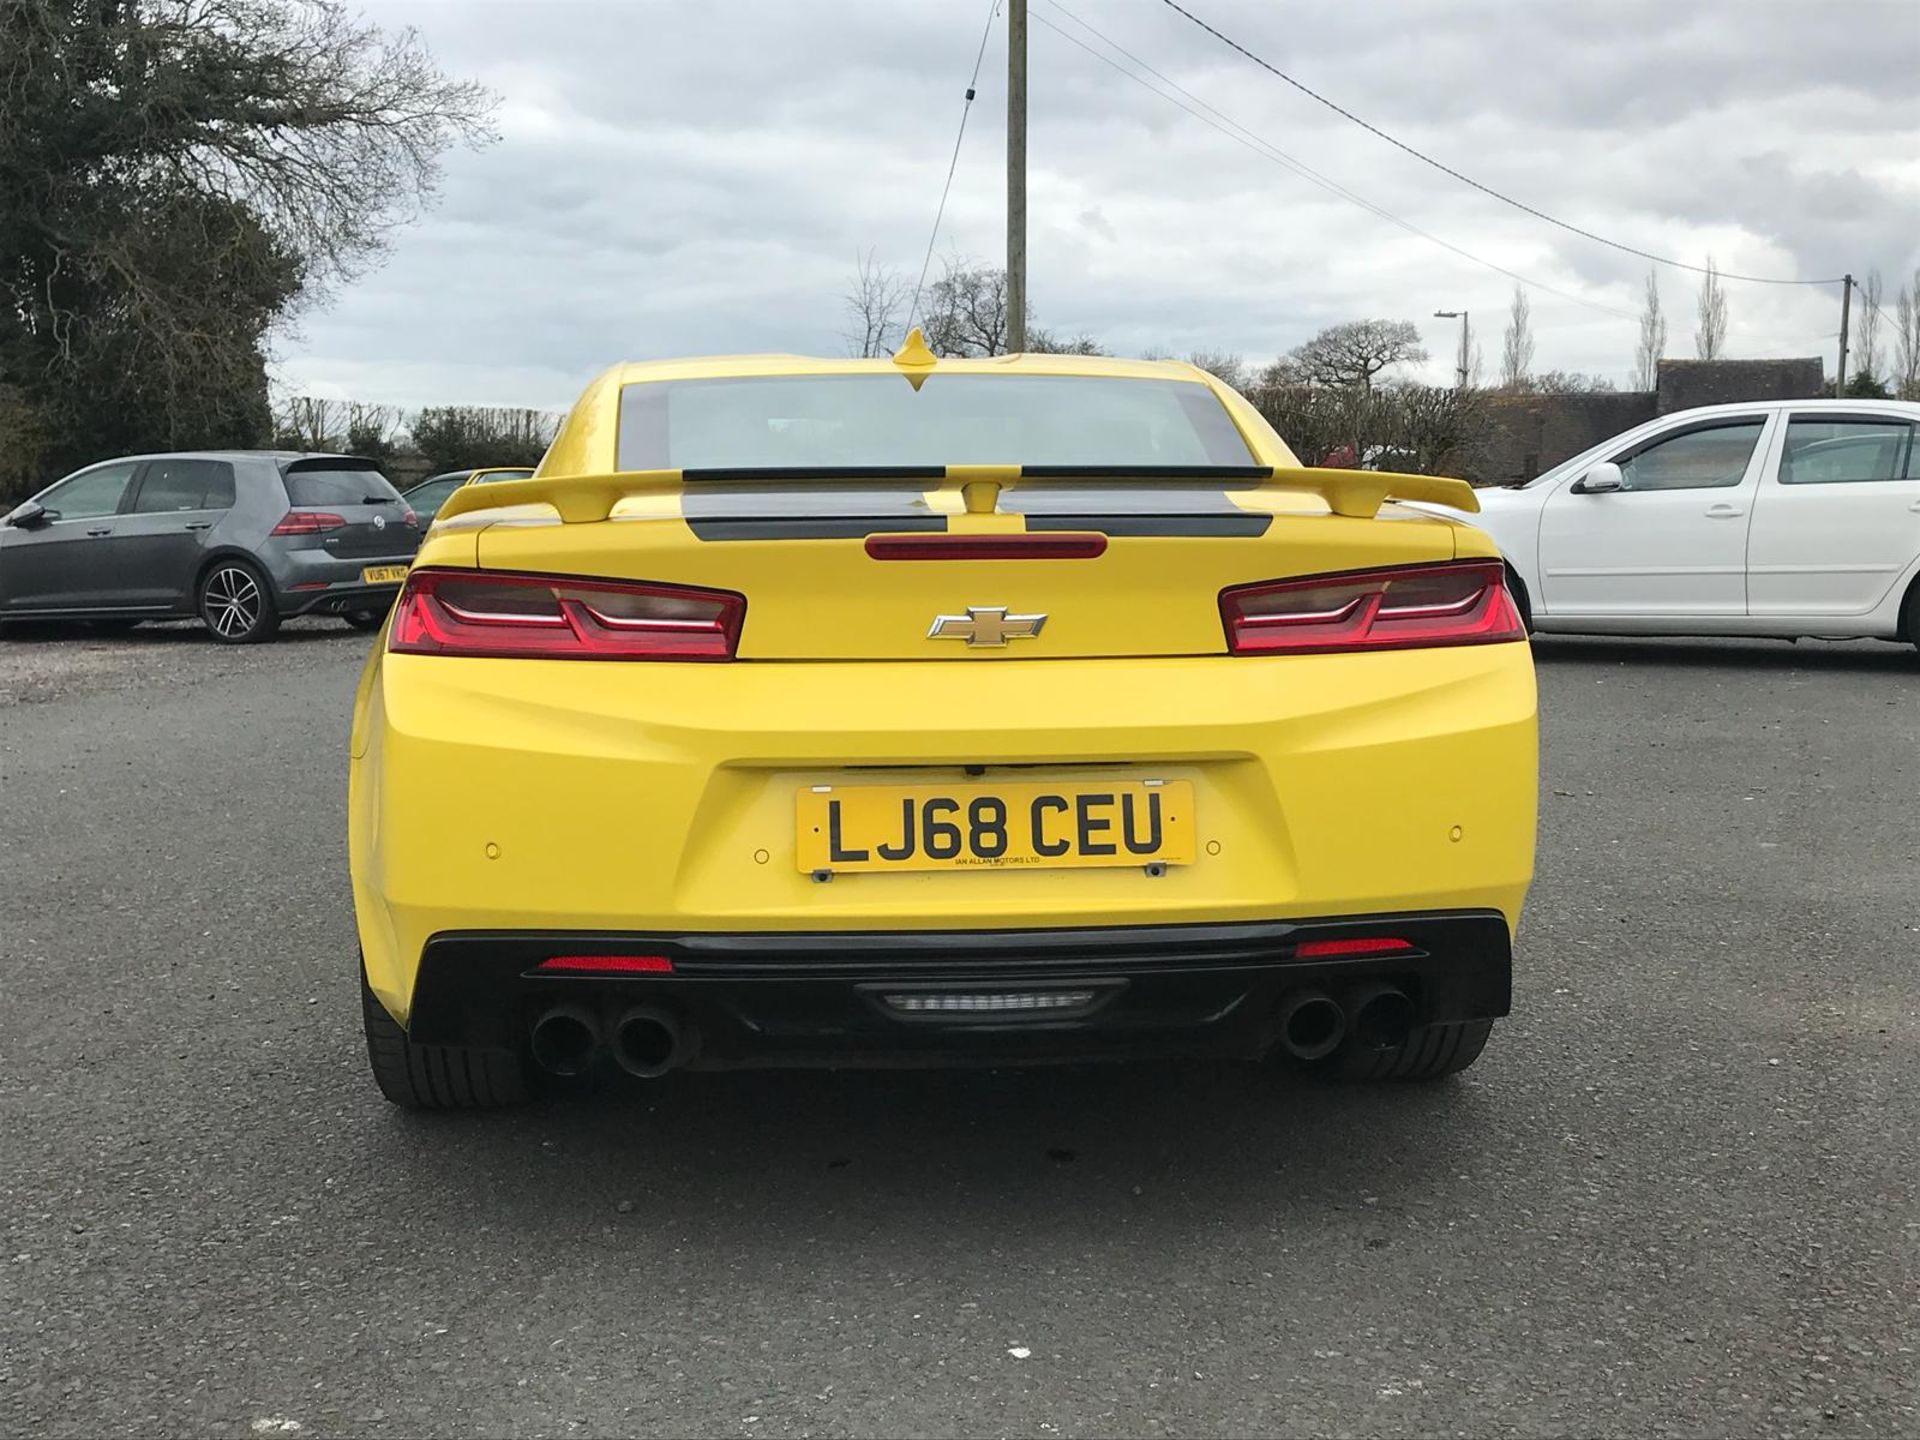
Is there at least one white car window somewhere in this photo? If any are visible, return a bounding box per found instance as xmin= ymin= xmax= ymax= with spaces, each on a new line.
xmin=1779 ymin=418 xmax=1914 ymax=485
xmin=1617 ymin=421 xmax=1764 ymax=492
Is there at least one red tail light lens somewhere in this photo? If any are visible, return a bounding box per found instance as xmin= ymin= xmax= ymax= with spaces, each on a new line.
xmin=402 ymin=508 xmax=419 ymax=529
xmin=1294 ymin=937 xmax=1415 ymax=958
xmin=1221 ymin=560 xmax=1522 ymax=655
xmin=389 ymin=568 xmax=744 ymax=660
xmin=271 ymin=510 xmax=346 ymax=535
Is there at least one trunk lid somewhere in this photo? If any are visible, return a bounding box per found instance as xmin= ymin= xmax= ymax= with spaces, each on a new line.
xmin=279 ymin=459 xmax=419 ymax=560
xmin=466 ymin=471 xmax=1461 ymax=660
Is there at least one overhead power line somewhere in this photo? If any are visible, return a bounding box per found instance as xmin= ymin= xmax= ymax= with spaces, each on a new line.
xmin=906 ymin=0 xmax=1002 ymax=332
xmin=1031 ymin=2 xmax=1637 ymax=320
xmin=1154 ymin=0 xmax=1847 ymax=288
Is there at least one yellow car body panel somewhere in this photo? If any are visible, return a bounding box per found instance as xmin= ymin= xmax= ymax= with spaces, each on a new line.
xmin=349 ymin=345 xmax=1536 ymax=1093
xmin=354 ymin=643 xmax=1534 ymax=1022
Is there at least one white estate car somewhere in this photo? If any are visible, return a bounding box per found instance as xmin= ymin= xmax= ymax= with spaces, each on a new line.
xmin=1439 ymin=399 xmax=1920 ymax=649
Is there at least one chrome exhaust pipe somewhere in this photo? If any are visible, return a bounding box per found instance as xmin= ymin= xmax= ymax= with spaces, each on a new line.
xmin=610 ymin=1006 xmax=689 ymax=1079
xmin=529 ymin=1004 xmax=602 ymax=1076
xmin=1276 ymin=989 xmax=1347 ymax=1061
xmin=1347 ymin=983 xmax=1416 ymax=1052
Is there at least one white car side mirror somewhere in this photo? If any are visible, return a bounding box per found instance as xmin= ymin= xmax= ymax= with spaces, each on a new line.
xmin=1573 ymin=461 xmax=1624 ymax=494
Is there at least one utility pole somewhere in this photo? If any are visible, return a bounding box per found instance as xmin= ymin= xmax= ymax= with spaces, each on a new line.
xmin=1836 ymin=273 xmax=1852 ymax=395
xmin=1006 ymin=0 xmax=1027 ymax=354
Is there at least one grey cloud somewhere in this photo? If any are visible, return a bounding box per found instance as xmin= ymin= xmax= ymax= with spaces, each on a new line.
xmin=277 ymin=0 xmax=1920 ymax=406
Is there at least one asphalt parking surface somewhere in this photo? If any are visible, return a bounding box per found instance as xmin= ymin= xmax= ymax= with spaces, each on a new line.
xmin=2 ymin=621 xmax=1916 ymax=1438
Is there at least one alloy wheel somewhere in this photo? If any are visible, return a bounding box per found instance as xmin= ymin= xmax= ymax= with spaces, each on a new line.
xmin=204 ymin=566 xmax=261 ymax=639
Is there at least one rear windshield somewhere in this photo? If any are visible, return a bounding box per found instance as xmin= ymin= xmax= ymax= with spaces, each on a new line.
xmin=616 ymin=374 xmax=1254 ymax=471
xmin=282 ymin=467 xmax=404 ymax=506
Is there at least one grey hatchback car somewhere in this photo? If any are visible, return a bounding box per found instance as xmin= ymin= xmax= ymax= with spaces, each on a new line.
xmin=0 ymin=452 xmax=423 ymax=642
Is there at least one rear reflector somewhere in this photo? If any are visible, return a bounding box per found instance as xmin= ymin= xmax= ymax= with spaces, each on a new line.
xmin=389 ymin=568 xmax=744 ymax=661
xmin=865 ymin=533 xmax=1107 ymax=561
xmin=535 ymin=955 xmax=675 ymax=974
xmin=1294 ymin=937 xmax=1415 ymax=958
xmin=1221 ymin=560 xmax=1523 ymax=655
xmin=271 ymin=510 xmax=346 ymax=535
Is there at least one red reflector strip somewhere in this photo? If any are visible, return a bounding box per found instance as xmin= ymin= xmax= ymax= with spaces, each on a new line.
xmin=1294 ymin=937 xmax=1415 ymax=958
xmin=535 ymin=955 xmax=675 ymax=974
xmin=865 ymin=533 xmax=1107 ymax=561
xmin=288 ymin=581 xmax=331 ymax=591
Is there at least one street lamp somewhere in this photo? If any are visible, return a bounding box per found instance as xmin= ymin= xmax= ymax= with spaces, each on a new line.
xmin=1434 ymin=310 xmax=1469 ymax=389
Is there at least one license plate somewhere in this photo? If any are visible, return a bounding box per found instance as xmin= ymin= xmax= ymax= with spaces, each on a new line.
xmin=361 ymin=565 xmax=408 ymax=585
xmin=795 ymin=780 xmax=1195 ymax=874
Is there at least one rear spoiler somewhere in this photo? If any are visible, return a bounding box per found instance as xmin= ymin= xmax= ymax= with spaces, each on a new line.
xmin=431 ymin=464 xmax=1479 ymax=526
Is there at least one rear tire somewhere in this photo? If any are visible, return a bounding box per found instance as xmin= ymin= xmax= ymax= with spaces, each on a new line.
xmin=1903 ymin=580 xmax=1920 ymax=654
xmin=361 ymin=972 xmax=530 ymax=1109
xmin=1337 ymin=1019 xmax=1493 ymax=1082
xmin=198 ymin=560 xmax=280 ymax=644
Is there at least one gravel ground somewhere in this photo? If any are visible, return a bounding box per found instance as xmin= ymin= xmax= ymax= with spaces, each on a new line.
xmin=1 ymin=623 xmax=1915 ymax=1438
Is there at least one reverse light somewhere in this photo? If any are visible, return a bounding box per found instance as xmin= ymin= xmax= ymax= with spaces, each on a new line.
xmin=535 ymin=955 xmax=675 ymax=974
xmin=1294 ymin=937 xmax=1416 ymax=958
xmin=1221 ymin=560 xmax=1522 ymax=655
xmin=271 ymin=510 xmax=347 ymax=535
xmin=865 ymin=533 xmax=1107 ymax=561
xmin=389 ymin=568 xmax=744 ymax=660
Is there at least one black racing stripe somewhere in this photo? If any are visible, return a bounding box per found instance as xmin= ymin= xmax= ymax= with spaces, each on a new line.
xmin=688 ymin=515 xmax=946 ymax=541
xmin=682 ymin=481 xmax=945 ymax=542
xmin=1006 ymin=480 xmax=1269 ymax=536
xmin=1017 ymin=464 xmax=1273 ymax=480
xmin=1025 ymin=512 xmax=1270 ymax=537
xmin=681 ymin=466 xmax=947 ymax=482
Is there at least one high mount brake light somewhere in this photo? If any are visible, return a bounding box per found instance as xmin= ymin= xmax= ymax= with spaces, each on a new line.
xmin=389 ymin=568 xmax=745 ymax=660
xmin=865 ymin=533 xmax=1107 ymax=561
xmin=1220 ymin=560 xmax=1523 ymax=655
xmin=271 ymin=510 xmax=346 ymax=535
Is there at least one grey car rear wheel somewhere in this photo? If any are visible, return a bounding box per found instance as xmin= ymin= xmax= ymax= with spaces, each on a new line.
xmin=198 ymin=560 xmax=280 ymax=644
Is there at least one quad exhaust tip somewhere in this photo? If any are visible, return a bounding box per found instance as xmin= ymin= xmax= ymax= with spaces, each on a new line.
xmin=610 ymin=1006 xmax=691 ymax=1079
xmin=529 ymin=1004 xmax=601 ymax=1076
xmin=1277 ymin=989 xmax=1346 ymax=1061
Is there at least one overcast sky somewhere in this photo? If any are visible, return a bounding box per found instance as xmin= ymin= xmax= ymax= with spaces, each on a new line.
xmin=274 ymin=0 xmax=1920 ymax=412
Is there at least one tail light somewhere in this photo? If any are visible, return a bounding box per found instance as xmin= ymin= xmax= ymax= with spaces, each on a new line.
xmin=1221 ymin=560 xmax=1522 ymax=655
xmin=389 ymin=567 xmax=744 ymax=660
xmin=402 ymin=508 xmax=419 ymax=528
xmin=271 ymin=510 xmax=346 ymax=536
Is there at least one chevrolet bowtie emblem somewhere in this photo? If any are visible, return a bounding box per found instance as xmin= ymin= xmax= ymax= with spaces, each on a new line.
xmin=928 ymin=606 xmax=1047 ymax=648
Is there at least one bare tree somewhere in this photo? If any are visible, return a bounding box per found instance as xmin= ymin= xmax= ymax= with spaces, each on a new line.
xmin=1695 ymin=257 xmax=1729 ymax=359
xmin=841 ymin=250 xmax=908 ymax=358
xmin=1499 ymin=286 xmax=1534 ymax=390
xmin=1896 ymin=269 xmax=1920 ymax=400
xmin=921 ymin=257 xmax=1021 ymax=357
xmin=1027 ymin=329 xmax=1108 ymax=355
xmin=1185 ymin=350 xmax=1247 ymax=389
xmin=1288 ymin=320 xmax=1426 ymax=391
xmin=1633 ymin=268 xmax=1667 ymax=390
xmin=1855 ymin=269 xmax=1884 ymax=385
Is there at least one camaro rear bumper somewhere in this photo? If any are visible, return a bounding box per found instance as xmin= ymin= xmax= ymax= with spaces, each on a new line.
xmin=402 ymin=911 xmax=1512 ymax=1067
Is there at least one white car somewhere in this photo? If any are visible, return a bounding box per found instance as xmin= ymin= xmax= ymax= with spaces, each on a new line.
xmin=1439 ymin=399 xmax=1920 ymax=649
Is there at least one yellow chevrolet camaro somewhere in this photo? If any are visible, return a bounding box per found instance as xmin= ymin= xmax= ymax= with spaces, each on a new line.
xmin=350 ymin=333 xmax=1536 ymax=1107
